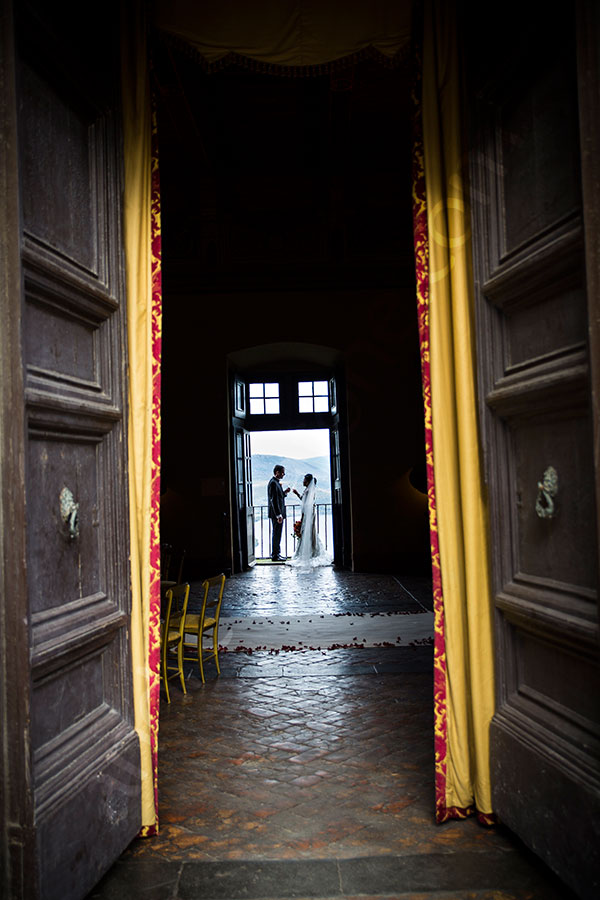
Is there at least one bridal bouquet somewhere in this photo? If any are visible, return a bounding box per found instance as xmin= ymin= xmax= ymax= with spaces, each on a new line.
xmin=293 ymin=520 xmax=302 ymax=540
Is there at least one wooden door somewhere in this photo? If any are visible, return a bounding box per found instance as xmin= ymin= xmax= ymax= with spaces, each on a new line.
xmin=1 ymin=2 xmax=141 ymax=898
xmin=329 ymin=374 xmax=351 ymax=568
xmin=467 ymin=3 xmax=600 ymax=896
xmin=243 ymin=431 xmax=256 ymax=567
xmin=330 ymin=422 xmax=344 ymax=567
xmin=231 ymin=426 xmax=255 ymax=570
xmin=230 ymin=371 xmax=256 ymax=571
xmin=229 ymin=373 xmax=253 ymax=572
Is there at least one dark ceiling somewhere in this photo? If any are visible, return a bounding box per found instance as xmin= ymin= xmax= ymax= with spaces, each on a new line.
xmin=151 ymin=33 xmax=415 ymax=291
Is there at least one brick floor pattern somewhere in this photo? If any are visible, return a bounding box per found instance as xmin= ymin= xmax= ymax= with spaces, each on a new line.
xmin=89 ymin=570 xmax=578 ymax=899
xmin=144 ymin=672 xmax=441 ymax=861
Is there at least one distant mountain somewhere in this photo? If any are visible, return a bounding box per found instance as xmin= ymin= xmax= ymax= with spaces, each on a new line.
xmin=251 ymin=454 xmax=331 ymax=506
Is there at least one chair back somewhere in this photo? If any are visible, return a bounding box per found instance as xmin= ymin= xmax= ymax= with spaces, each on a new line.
xmin=164 ymin=582 xmax=190 ymax=641
xmin=161 ymin=542 xmax=173 ymax=579
xmin=161 ymin=544 xmax=187 ymax=582
xmin=160 ymin=582 xmax=190 ymax=702
xmin=200 ymin=573 xmax=225 ymax=626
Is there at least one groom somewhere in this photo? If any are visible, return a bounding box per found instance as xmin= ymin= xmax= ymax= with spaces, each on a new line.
xmin=268 ymin=464 xmax=290 ymax=561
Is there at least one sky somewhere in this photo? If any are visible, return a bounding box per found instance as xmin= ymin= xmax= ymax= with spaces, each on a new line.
xmin=250 ymin=428 xmax=329 ymax=460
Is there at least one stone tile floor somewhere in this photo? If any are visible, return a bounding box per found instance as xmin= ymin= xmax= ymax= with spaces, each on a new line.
xmin=187 ymin=567 xmax=435 ymax=618
xmin=88 ymin=568 xmax=577 ymax=900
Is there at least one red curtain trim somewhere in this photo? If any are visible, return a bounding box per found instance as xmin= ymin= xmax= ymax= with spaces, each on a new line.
xmin=437 ymin=806 xmax=498 ymax=827
xmin=410 ymin=19 xmax=449 ymax=827
xmin=139 ymin=99 xmax=163 ymax=839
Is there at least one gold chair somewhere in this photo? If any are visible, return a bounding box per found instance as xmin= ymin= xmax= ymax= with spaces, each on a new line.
xmin=181 ymin=573 xmax=226 ymax=683
xmin=160 ymin=582 xmax=190 ymax=703
xmin=161 ymin=546 xmax=187 ymax=600
xmin=160 ymin=542 xmax=173 ymax=579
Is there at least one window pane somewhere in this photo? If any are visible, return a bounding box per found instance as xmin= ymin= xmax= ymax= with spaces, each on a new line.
xmin=298 ymin=381 xmax=312 ymax=396
xmin=299 ymin=396 xmax=313 ymax=413
xmin=314 ymin=380 xmax=328 ymax=395
xmin=314 ymin=396 xmax=329 ymax=412
xmin=250 ymin=398 xmax=265 ymax=415
xmin=249 ymin=383 xmax=264 ymax=398
xmin=235 ymin=382 xmax=245 ymax=413
xmin=265 ymin=398 xmax=280 ymax=414
xmin=264 ymin=382 xmax=279 ymax=397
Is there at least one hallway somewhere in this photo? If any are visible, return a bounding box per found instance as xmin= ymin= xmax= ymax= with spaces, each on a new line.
xmin=88 ymin=569 xmax=575 ymax=899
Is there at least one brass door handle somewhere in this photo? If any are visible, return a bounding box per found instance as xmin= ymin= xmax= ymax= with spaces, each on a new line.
xmin=60 ymin=486 xmax=80 ymax=539
xmin=535 ymin=467 xmax=558 ymax=520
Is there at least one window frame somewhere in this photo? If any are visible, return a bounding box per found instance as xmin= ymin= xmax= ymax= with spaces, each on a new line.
xmin=243 ymin=370 xmax=335 ymax=431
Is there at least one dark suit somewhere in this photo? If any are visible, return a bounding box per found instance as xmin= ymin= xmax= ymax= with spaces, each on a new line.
xmin=268 ymin=476 xmax=286 ymax=559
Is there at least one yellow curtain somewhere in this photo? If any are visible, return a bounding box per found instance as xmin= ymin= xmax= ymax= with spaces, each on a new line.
xmin=153 ymin=0 xmax=411 ymax=69
xmin=421 ymin=0 xmax=495 ymax=818
xmin=121 ymin=0 xmax=162 ymax=835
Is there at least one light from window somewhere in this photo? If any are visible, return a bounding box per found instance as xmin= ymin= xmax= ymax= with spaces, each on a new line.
xmin=298 ymin=380 xmax=329 ymax=413
xmin=249 ymin=382 xmax=280 ymax=415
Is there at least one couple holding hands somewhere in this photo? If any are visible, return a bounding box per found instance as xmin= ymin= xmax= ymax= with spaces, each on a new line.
xmin=267 ymin=464 xmax=331 ymax=568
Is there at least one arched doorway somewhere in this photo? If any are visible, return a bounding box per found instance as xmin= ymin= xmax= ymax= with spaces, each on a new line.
xmin=228 ymin=342 xmax=352 ymax=573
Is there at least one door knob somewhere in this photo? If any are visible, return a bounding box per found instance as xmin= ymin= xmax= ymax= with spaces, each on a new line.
xmin=60 ymin=486 xmax=80 ymax=539
xmin=535 ymin=466 xmax=558 ymax=520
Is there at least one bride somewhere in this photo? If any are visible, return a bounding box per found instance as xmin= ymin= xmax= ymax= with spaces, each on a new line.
xmin=287 ymin=474 xmax=332 ymax=568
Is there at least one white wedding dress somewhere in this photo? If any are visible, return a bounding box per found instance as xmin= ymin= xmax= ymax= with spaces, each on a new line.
xmin=286 ymin=476 xmax=332 ymax=569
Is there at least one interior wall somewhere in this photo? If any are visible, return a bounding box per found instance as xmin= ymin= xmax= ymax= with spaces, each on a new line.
xmin=153 ymin=44 xmax=430 ymax=579
xmin=160 ymin=287 xmax=430 ymax=577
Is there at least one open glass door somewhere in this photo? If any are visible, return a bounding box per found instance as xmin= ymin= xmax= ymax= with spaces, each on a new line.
xmin=329 ymin=374 xmax=351 ymax=568
xmin=330 ymin=423 xmax=343 ymax=567
xmin=235 ymin=428 xmax=256 ymax=569
xmin=231 ymin=374 xmax=255 ymax=571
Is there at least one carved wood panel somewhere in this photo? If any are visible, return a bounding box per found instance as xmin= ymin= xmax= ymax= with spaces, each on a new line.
xmin=468 ymin=9 xmax=600 ymax=897
xmin=2 ymin=2 xmax=142 ymax=895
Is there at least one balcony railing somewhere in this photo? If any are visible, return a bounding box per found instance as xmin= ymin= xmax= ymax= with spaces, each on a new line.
xmin=252 ymin=503 xmax=333 ymax=560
